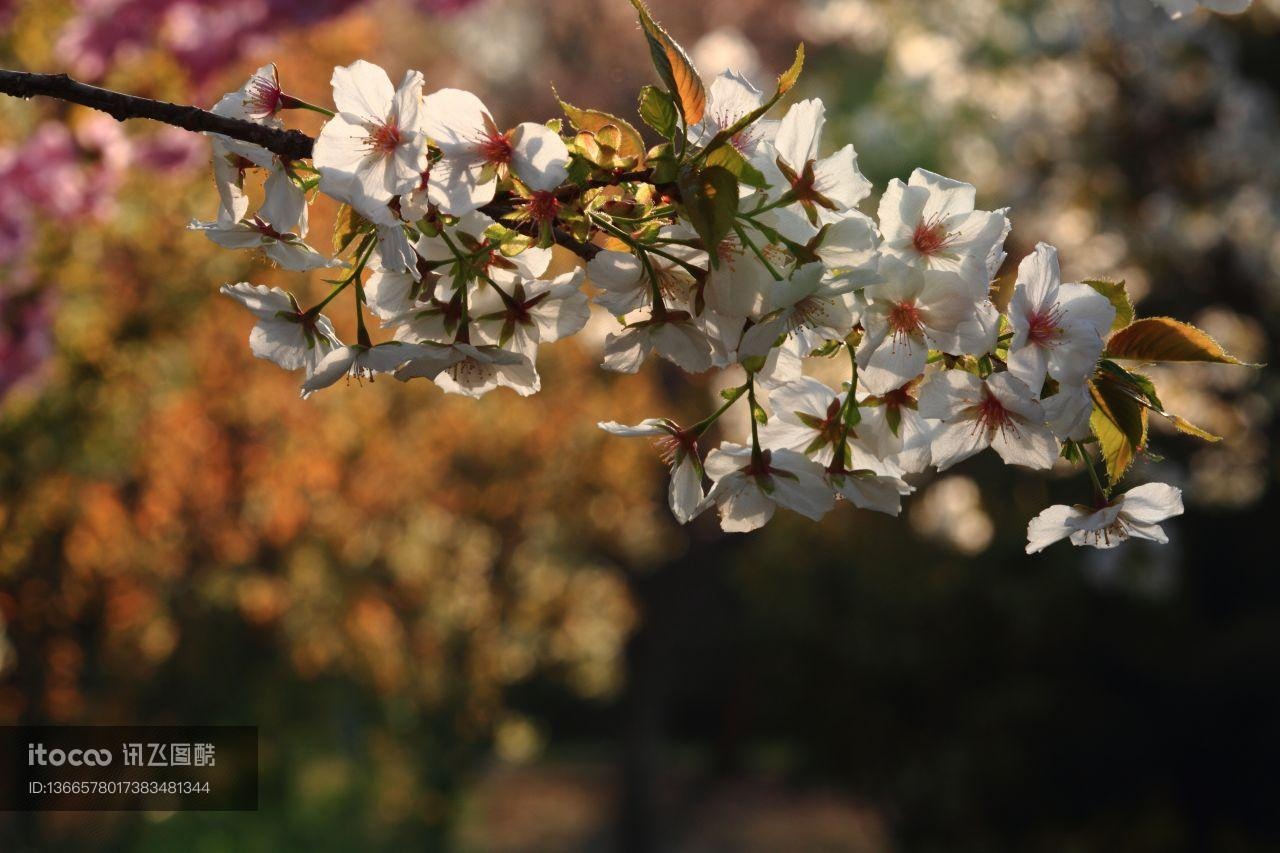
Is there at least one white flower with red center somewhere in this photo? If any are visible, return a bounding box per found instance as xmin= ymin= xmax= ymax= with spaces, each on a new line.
xmin=738 ymin=263 xmax=859 ymax=359
xmin=469 ymin=267 xmax=590 ymax=358
xmin=313 ymin=61 xmax=429 ymax=224
xmin=825 ymin=469 xmax=914 ymax=517
xmin=602 ymin=312 xmax=713 ymax=374
xmin=1153 ymin=0 xmax=1251 ymax=18
xmin=300 ymin=341 xmax=431 ymax=398
xmin=700 ymin=443 xmax=835 ymax=532
xmin=189 ymin=167 xmax=333 ymax=271
xmin=767 ymin=98 xmax=872 ymax=224
xmin=587 ymin=225 xmax=706 ymax=316
xmin=877 ymin=168 xmax=1010 ymax=294
xmin=394 ymin=341 xmax=539 ymax=398
xmin=918 ymin=369 xmax=1059 ymax=471
xmin=219 ymin=283 xmax=339 ymax=374
xmin=422 ymin=88 xmax=570 ymax=216
xmin=239 ymin=63 xmax=288 ymax=120
xmin=1026 ymin=483 xmax=1184 ymax=553
xmin=759 ymin=377 xmax=897 ymax=474
xmin=855 ymin=379 xmax=935 ymax=474
xmin=689 ymin=70 xmax=777 ymax=167
xmin=857 ymin=262 xmax=990 ymax=396
xmin=1006 ymin=242 xmax=1115 ymax=393
xmin=598 ymin=419 xmax=704 ymax=523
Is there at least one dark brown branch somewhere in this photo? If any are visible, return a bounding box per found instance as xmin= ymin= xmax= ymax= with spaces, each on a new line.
xmin=0 ymin=68 xmax=314 ymax=160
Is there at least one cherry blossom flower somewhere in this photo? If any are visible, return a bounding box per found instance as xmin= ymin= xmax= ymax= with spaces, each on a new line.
xmin=602 ymin=313 xmax=713 ymax=374
xmin=825 ymin=469 xmax=914 ymax=516
xmin=1006 ymin=243 xmax=1115 ymax=393
xmin=300 ymin=341 xmax=430 ymax=398
xmin=700 ymin=444 xmax=835 ymax=532
xmin=395 ymin=341 xmax=539 ymax=398
xmin=855 ymin=379 xmax=935 ymax=474
xmin=470 ymin=268 xmax=590 ymax=357
xmin=760 ymin=377 xmax=897 ymax=474
xmin=598 ymin=419 xmax=704 ymax=523
xmin=857 ymin=262 xmax=990 ymax=396
xmin=918 ymin=370 xmax=1059 ymax=471
xmin=767 ymin=98 xmax=872 ymax=223
xmin=738 ymin=263 xmax=859 ymax=359
xmin=220 ymin=283 xmax=339 ymax=374
xmin=877 ymin=168 xmax=1010 ymax=294
xmin=587 ymin=226 xmax=706 ymax=316
xmin=1026 ymin=483 xmax=1184 ymax=553
xmin=189 ymin=168 xmax=332 ymax=271
xmin=422 ymin=88 xmax=570 ymax=215
xmin=690 ymin=70 xmax=778 ymax=167
xmin=314 ymin=61 xmax=429 ymax=223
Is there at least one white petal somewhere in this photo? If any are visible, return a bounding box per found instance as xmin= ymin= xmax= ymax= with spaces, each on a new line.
xmin=1117 ymin=483 xmax=1184 ymax=524
xmin=510 ymin=122 xmax=570 ymax=191
xmin=331 ymin=60 xmax=394 ymax=120
xmin=1025 ymin=504 xmax=1086 ymax=554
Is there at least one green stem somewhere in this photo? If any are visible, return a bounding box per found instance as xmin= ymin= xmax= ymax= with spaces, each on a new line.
xmin=734 ymin=224 xmax=783 ymax=281
xmin=692 ymin=383 xmax=749 ymax=436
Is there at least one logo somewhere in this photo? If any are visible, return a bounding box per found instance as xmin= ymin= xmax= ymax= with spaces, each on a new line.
xmin=26 ymin=743 xmax=113 ymax=767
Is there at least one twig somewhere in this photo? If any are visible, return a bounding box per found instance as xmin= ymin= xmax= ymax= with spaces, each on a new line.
xmin=0 ymin=69 xmax=314 ymax=160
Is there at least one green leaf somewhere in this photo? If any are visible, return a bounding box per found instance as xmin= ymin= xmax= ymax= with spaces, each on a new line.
xmin=1088 ymin=378 xmax=1148 ymax=485
xmin=332 ymin=204 xmax=368 ymax=255
xmin=629 ymin=0 xmax=706 ymax=126
xmin=679 ymin=166 xmax=739 ymax=266
xmin=1083 ymin=279 xmax=1134 ymax=332
xmin=638 ymin=85 xmax=678 ymax=139
xmin=705 ymin=144 xmax=768 ymax=189
xmin=555 ymin=91 xmax=647 ymax=165
xmin=1105 ymin=317 xmax=1253 ymax=365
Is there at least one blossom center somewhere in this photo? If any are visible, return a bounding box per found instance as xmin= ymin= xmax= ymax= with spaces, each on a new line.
xmin=912 ymin=214 xmax=952 ymax=256
xmin=479 ymin=131 xmax=513 ymax=165
xmin=1026 ymin=308 xmax=1064 ymax=348
xmin=245 ymin=75 xmax=284 ymax=117
xmin=527 ymin=190 xmax=559 ymax=223
xmin=887 ymin=300 xmax=923 ymax=335
xmin=974 ymin=391 xmax=1020 ymax=439
xmin=368 ymin=121 xmax=403 ymax=156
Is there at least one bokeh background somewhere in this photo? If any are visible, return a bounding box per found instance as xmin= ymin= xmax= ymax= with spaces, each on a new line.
xmin=2 ymin=0 xmax=1279 ymax=850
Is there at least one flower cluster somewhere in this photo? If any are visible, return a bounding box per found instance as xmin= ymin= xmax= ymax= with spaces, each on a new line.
xmin=197 ymin=2 xmax=1251 ymax=553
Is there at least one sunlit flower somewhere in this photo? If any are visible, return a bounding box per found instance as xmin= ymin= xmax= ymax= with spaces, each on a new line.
xmin=701 ymin=443 xmax=835 ymax=532
xmin=877 ymin=168 xmax=1009 ymax=294
xmin=768 ymin=98 xmax=872 ymax=222
xmin=314 ymin=61 xmax=429 ymax=223
xmin=857 ymin=262 xmax=989 ymax=396
xmin=395 ymin=341 xmax=539 ymax=397
xmin=1026 ymin=483 xmax=1184 ymax=553
xmin=300 ymin=341 xmax=430 ymax=398
xmin=598 ymin=419 xmax=704 ymax=523
xmin=918 ymin=369 xmax=1059 ymax=470
xmin=423 ymin=88 xmax=570 ymax=215
xmin=760 ymin=376 xmax=896 ymax=473
xmin=587 ymin=226 xmax=706 ymax=316
xmin=219 ymin=282 xmax=339 ymax=374
xmin=738 ymin=262 xmax=859 ymax=359
xmin=1006 ymin=243 xmax=1114 ymax=393
xmin=826 ymin=469 xmax=914 ymax=516
xmin=470 ymin=267 xmax=590 ymax=358
xmin=690 ymin=70 xmax=777 ymax=167
xmin=602 ymin=312 xmax=713 ymax=374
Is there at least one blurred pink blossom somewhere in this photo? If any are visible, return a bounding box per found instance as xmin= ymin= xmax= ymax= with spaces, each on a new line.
xmin=0 ymin=289 xmax=55 ymax=399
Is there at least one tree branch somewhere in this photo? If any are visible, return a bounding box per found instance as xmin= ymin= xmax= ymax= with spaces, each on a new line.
xmin=0 ymin=68 xmax=610 ymax=258
xmin=0 ymin=68 xmax=314 ymax=160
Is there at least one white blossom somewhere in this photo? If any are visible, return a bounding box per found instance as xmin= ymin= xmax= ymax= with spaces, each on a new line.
xmin=1026 ymin=483 xmax=1184 ymax=553
xmin=300 ymin=341 xmax=429 ymax=398
xmin=219 ymin=283 xmax=339 ymax=374
xmin=423 ymin=88 xmax=569 ymax=215
xmin=314 ymin=61 xmax=429 ymax=224
xmin=598 ymin=419 xmax=704 ymax=523
xmin=918 ymin=369 xmax=1059 ymax=471
xmin=701 ymin=443 xmax=835 ymax=532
